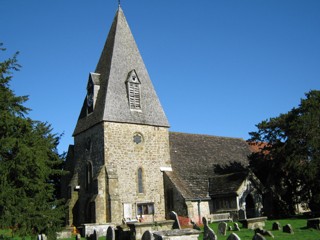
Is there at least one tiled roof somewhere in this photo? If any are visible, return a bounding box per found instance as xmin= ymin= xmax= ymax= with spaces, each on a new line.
xmin=74 ymin=7 xmax=169 ymax=135
xmin=167 ymin=132 xmax=251 ymax=200
xmin=208 ymin=172 xmax=248 ymax=197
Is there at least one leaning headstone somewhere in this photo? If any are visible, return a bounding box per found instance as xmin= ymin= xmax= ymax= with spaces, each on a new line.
xmin=227 ymin=232 xmax=241 ymax=240
xmin=218 ymin=222 xmax=228 ymax=235
xmin=141 ymin=230 xmax=154 ymax=240
xmin=283 ymin=224 xmax=294 ymax=234
xmin=203 ymin=217 xmax=217 ymax=240
xmin=252 ymin=233 xmax=266 ymax=240
xmin=106 ymin=226 xmax=115 ymax=240
xmin=234 ymin=223 xmax=240 ymax=231
xmin=75 ymin=233 xmax=81 ymax=240
xmin=254 ymin=228 xmax=274 ymax=238
xmin=169 ymin=211 xmax=181 ymax=229
xmin=190 ymin=220 xmax=201 ymax=230
xmin=272 ymin=222 xmax=281 ymax=231
xmin=41 ymin=234 xmax=47 ymax=240
xmin=92 ymin=230 xmax=98 ymax=240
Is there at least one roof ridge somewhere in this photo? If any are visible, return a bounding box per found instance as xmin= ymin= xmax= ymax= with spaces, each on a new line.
xmin=170 ymin=131 xmax=246 ymax=141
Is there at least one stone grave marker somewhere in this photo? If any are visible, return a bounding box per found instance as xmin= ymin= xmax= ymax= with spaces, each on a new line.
xmin=228 ymin=226 xmax=233 ymax=231
xmin=92 ymin=230 xmax=98 ymax=240
xmin=234 ymin=223 xmax=240 ymax=231
xmin=141 ymin=230 xmax=154 ymax=240
xmin=169 ymin=211 xmax=181 ymax=230
xmin=254 ymin=228 xmax=274 ymax=238
xmin=203 ymin=217 xmax=217 ymax=240
xmin=106 ymin=226 xmax=115 ymax=240
xmin=190 ymin=220 xmax=201 ymax=230
xmin=272 ymin=222 xmax=280 ymax=230
xmin=75 ymin=233 xmax=81 ymax=240
xmin=307 ymin=218 xmax=320 ymax=229
xmin=227 ymin=232 xmax=241 ymax=240
xmin=283 ymin=224 xmax=294 ymax=234
xmin=252 ymin=233 xmax=266 ymax=240
xmin=218 ymin=222 xmax=227 ymax=235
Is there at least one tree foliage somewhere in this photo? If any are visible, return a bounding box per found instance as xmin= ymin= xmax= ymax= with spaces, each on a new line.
xmin=0 ymin=44 xmax=65 ymax=238
xmin=249 ymin=90 xmax=320 ymax=216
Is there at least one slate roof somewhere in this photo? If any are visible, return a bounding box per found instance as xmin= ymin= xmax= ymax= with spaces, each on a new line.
xmin=208 ymin=172 xmax=248 ymax=197
xmin=74 ymin=7 xmax=169 ymax=135
xmin=167 ymin=132 xmax=251 ymax=200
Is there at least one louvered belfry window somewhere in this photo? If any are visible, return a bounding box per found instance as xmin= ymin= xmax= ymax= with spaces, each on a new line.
xmin=126 ymin=70 xmax=141 ymax=111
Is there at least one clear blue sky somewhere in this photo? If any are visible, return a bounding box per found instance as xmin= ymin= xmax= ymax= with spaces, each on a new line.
xmin=1 ymin=0 xmax=320 ymax=154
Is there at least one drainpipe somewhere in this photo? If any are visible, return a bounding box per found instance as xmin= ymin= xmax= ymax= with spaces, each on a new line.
xmin=197 ymin=199 xmax=201 ymax=224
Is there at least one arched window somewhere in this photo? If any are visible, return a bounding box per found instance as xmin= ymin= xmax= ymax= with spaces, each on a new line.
xmin=138 ymin=168 xmax=144 ymax=193
xmin=86 ymin=162 xmax=93 ymax=190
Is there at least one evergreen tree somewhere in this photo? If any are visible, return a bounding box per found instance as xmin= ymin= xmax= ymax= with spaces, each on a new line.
xmin=249 ymin=90 xmax=320 ymax=216
xmin=0 ymin=44 xmax=65 ymax=238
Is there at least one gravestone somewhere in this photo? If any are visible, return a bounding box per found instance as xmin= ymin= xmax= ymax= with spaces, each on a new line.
xmin=37 ymin=234 xmax=41 ymax=240
xmin=272 ymin=222 xmax=281 ymax=231
xmin=92 ymin=230 xmax=98 ymax=240
xmin=228 ymin=226 xmax=233 ymax=231
xmin=75 ymin=233 xmax=81 ymax=240
xmin=254 ymin=228 xmax=274 ymax=238
xmin=190 ymin=220 xmax=200 ymax=230
xmin=169 ymin=211 xmax=181 ymax=230
xmin=307 ymin=218 xmax=320 ymax=230
xmin=252 ymin=233 xmax=266 ymax=240
xmin=141 ymin=230 xmax=154 ymax=240
xmin=153 ymin=229 xmax=200 ymax=240
xmin=283 ymin=224 xmax=294 ymax=234
xmin=203 ymin=217 xmax=217 ymax=240
xmin=227 ymin=232 xmax=241 ymax=240
xmin=41 ymin=234 xmax=47 ymax=240
xmin=218 ymin=222 xmax=227 ymax=235
xmin=234 ymin=223 xmax=240 ymax=231
xmin=106 ymin=226 xmax=115 ymax=240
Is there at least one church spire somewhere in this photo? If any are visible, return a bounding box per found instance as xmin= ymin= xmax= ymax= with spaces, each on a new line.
xmin=74 ymin=7 xmax=169 ymax=136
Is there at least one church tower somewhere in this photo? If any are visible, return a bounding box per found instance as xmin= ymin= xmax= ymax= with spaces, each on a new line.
xmin=64 ymin=7 xmax=171 ymax=225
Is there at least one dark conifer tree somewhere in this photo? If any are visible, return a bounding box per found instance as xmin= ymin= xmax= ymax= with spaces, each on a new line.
xmin=0 ymin=44 xmax=65 ymax=238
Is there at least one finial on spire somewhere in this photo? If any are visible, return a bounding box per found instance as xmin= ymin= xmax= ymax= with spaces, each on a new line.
xmin=118 ymin=0 xmax=121 ymax=8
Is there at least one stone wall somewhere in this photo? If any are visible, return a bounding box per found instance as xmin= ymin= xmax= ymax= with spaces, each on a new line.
xmin=189 ymin=200 xmax=211 ymax=223
xmin=69 ymin=122 xmax=171 ymax=225
xmin=103 ymin=122 xmax=171 ymax=224
xmin=73 ymin=123 xmax=106 ymax=224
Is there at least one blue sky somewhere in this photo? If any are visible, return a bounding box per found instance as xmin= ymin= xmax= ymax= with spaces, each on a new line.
xmin=1 ymin=0 xmax=320 ymax=154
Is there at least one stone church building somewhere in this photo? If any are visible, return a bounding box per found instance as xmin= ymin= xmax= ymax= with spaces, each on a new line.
xmin=61 ymin=6 xmax=263 ymax=227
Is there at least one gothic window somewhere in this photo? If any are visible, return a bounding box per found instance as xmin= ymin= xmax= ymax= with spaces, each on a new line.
xmin=138 ymin=168 xmax=144 ymax=193
xmin=126 ymin=70 xmax=141 ymax=111
xmin=86 ymin=162 xmax=93 ymax=190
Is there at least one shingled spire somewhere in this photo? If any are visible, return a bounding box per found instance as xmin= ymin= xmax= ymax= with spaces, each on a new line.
xmin=74 ymin=7 xmax=169 ymax=135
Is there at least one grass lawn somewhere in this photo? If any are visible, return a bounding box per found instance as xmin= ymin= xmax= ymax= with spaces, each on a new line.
xmin=198 ymin=218 xmax=320 ymax=240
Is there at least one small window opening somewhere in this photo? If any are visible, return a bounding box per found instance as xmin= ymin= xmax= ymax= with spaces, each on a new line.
xmin=138 ymin=168 xmax=144 ymax=193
